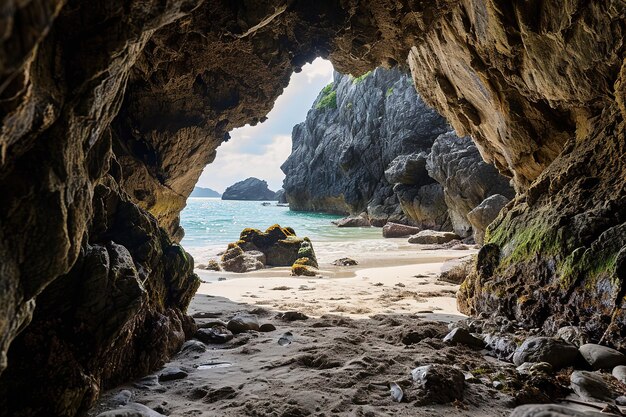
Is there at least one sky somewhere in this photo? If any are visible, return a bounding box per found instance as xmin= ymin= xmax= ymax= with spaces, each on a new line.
xmin=196 ymin=58 xmax=334 ymax=193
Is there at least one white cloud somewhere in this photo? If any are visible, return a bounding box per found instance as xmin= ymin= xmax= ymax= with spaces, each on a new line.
xmin=196 ymin=58 xmax=334 ymax=193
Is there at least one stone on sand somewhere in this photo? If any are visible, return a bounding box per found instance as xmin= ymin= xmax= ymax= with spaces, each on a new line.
xmin=227 ymin=313 xmax=260 ymax=334
xmin=382 ymin=222 xmax=421 ymax=238
xmin=158 ymin=366 xmax=188 ymax=382
xmin=408 ymin=230 xmax=460 ymax=244
xmin=443 ymin=328 xmax=485 ymax=348
xmin=570 ymin=370 xmax=613 ymax=402
xmin=411 ymin=364 xmax=465 ymax=404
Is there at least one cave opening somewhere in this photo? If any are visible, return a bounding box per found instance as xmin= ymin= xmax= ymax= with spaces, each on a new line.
xmin=1 ymin=1 xmax=625 ymax=417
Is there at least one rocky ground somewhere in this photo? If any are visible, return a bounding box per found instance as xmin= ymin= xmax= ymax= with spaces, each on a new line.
xmin=89 ymin=257 xmax=626 ymax=417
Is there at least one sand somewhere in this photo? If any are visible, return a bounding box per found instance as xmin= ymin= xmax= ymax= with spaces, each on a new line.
xmin=195 ymin=239 xmax=475 ymax=322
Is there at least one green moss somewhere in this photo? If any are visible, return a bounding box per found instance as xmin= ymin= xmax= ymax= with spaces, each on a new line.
xmin=346 ymin=102 xmax=353 ymax=109
xmin=316 ymin=91 xmax=337 ymax=110
xmin=316 ymin=82 xmax=337 ymax=111
xmin=352 ymin=70 xmax=372 ymax=84
xmin=386 ymin=87 xmax=394 ymax=97
xmin=291 ymin=263 xmax=317 ymax=277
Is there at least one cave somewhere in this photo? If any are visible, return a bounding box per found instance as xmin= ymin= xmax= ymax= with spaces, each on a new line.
xmin=1 ymin=1 xmax=625 ymax=416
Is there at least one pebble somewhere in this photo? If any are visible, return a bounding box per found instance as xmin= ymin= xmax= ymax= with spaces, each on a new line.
xmin=612 ymin=365 xmax=626 ymax=384
xmin=512 ymin=337 xmax=578 ymax=369
xmin=442 ymin=328 xmax=485 ymax=348
xmin=158 ymin=367 xmax=188 ymax=382
xmin=110 ymin=390 xmax=132 ymax=406
xmin=579 ymin=343 xmax=626 ymax=370
xmin=570 ymin=370 xmax=613 ymax=402
xmin=278 ymin=332 xmax=294 ymax=346
xmin=389 ymin=382 xmax=403 ymax=402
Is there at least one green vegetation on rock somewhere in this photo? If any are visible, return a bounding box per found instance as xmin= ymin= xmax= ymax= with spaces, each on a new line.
xmin=386 ymin=87 xmax=394 ymax=97
xmin=352 ymin=70 xmax=372 ymax=84
xmin=316 ymin=83 xmax=337 ymax=110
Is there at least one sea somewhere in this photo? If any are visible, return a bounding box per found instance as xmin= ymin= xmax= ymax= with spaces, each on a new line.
xmin=179 ymin=198 xmax=390 ymax=262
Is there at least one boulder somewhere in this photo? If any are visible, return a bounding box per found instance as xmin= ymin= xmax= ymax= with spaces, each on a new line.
xmin=512 ymin=337 xmax=579 ymax=369
xmin=438 ymin=255 xmax=475 ymax=284
xmin=291 ymin=258 xmax=317 ymax=276
xmin=220 ymin=245 xmax=265 ymax=273
xmin=226 ymin=313 xmax=260 ymax=334
xmin=411 ymin=364 xmax=465 ymax=404
xmin=467 ymin=194 xmax=510 ymax=244
xmin=579 ymin=343 xmax=626 ymax=370
xmin=221 ymin=177 xmax=276 ymax=201
xmin=612 ymin=365 xmax=626 ymax=384
xmin=195 ymin=326 xmax=234 ymax=344
xmin=158 ymin=367 xmax=188 ymax=382
xmin=332 ymin=257 xmax=358 ymax=266
xmin=570 ymin=370 xmax=613 ymax=401
xmin=443 ymin=328 xmax=485 ymax=348
xmin=382 ymin=222 xmax=421 ymax=238
xmin=556 ymin=326 xmax=589 ymax=347
xmin=408 ymin=230 xmax=460 ymax=244
xmin=333 ymin=213 xmax=371 ymax=227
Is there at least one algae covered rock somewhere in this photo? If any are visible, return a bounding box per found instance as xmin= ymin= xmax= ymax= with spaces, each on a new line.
xmin=221 ymin=225 xmax=318 ymax=273
xmin=291 ymin=258 xmax=317 ymax=277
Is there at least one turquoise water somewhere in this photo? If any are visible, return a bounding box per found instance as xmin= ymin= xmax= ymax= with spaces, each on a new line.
xmin=180 ymin=198 xmax=381 ymax=250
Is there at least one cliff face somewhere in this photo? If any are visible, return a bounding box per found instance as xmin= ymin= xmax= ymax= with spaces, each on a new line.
xmin=221 ymin=177 xmax=276 ymax=201
xmin=1 ymin=1 xmax=625 ymax=416
xmin=281 ymin=68 xmax=450 ymax=224
xmin=281 ymin=68 xmax=512 ymax=234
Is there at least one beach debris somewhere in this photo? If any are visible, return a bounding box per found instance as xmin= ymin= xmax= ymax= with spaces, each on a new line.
xmin=389 ymin=382 xmax=404 ymax=402
xmin=158 ymin=366 xmax=188 ymax=382
xmin=278 ymin=332 xmax=294 ymax=346
xmin=394 ymin=282 xmax=405 ymax=287
xmin=218 ymin=277 xmax=227 ymax=281
xmin=278 ymin=311 xmax=308 ymax=321
xmin=259 ymin=323 xmax=276 ymax=332
xmin=332 ymin=257 xmax=358 ymax=266
xmin=271 ymin=286 xmax=292 ymax=291
xmin=227 ymin=313 xmax=260 ymax=334
xmin=195 ymin=326 xmax=234 ymax=344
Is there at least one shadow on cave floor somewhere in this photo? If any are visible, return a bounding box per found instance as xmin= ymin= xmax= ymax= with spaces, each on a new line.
xmin=87 ymin=294 xmax=554 ymax=417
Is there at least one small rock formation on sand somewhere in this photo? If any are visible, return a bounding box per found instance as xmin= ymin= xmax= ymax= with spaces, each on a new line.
xmin=408 ymin=230 xmax=460 ymax=245
xmin=382 ymin=222 xmax=421 ymax=238
xmin=220 ymin=225 xmax=318 ymax=276
xmin=221 ymin=178 xmax=276 ymax=201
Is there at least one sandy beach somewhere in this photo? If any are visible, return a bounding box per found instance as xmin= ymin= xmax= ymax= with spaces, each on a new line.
xmin=194 ymin=238 xmax=475 ymax=321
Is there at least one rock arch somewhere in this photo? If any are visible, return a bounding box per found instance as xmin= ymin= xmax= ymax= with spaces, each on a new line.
xmin=0 ymin=1 xmax=625 ymax=416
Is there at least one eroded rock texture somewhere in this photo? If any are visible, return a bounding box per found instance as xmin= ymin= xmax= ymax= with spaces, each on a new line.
xmin=1 ymin=1 xmax=626 ymax=416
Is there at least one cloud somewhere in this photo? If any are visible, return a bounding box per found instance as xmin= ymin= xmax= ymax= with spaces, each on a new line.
xmin=196 ymin=58 xmax=334 ymax=192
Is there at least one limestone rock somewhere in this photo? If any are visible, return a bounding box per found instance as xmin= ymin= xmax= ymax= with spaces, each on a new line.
xmin=382 ymin=222 xmax=421 ymax=238
xmin=513 ymin=337 xmax=579 ymax=369
xmin=222 ymin=178 xmax=276 ymax=201
xmin=467 ymin=195 xmax=510 ymax=245
xmin=408 ymin=230 xmax=460 ymax=245
xmin=579 ymin=344 xmax=626 ymax=370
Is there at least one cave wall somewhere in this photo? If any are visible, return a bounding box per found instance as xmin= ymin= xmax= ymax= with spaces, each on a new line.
xmin=1 ymin=0 xmax=625 ymax=416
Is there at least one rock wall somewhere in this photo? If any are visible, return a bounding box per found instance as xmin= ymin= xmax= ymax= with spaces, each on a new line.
xmin=281 ymin=68 xmax=512 ymax=234
xmin=1 ymin=1 xmax=625 ymax=416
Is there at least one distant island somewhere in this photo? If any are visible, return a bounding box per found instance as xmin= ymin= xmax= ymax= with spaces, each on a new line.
xmin=190 ymin=186 xmax=221 ymax=198
xmin=222 ymin=177 xmax=277 ymax=201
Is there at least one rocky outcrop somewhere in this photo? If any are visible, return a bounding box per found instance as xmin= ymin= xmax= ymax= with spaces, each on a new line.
xmin=467 ymin=195 xmax=511 ymax=245
xmin=1 ymin=1 xmax=625 ymax=416
xmin=282 ymin=69 xmax=512 ymax=234
xmin=281 ymin=68 xmax=451 ymax=226
xmin=426 ymin=133 xmax=514 ymax=237
xmin=190 ymin=187 xmax=221 ymax=198
xmin=274 ymin=189 xmax=287 ymax=204
xmin=221 ymin=178 xmax=276 ymax=201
